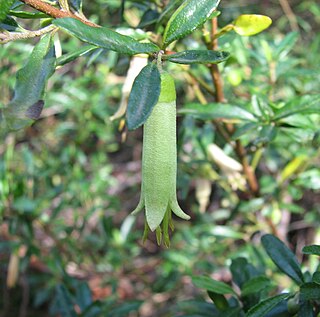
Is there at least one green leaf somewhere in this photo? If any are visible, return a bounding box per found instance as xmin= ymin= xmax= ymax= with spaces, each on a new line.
xmin=126 ymin=63 xmax=161 ymax=130
xmin=55 ymin=284 xmax=77 ymax=317
xmin=0 ymin=0 xmax=14 ymax=22
xmin=302 ymin=245 xmax=320 ymax=256
xmin=246 ymin=293 xmax=290 ymax=317
xmin=53 ymin=18 xmax=159 ymax=55
xmin=207 ymin=292 xmax=229 ymax=311
xmin=312 ymin=272 xmax=320 ymax=284
xmin=298 ymin=301 xmax=314 ymax=317
xmin=179 ymin=103 xmax=257 ymax=122
xmin=163 ymin=50 xmax=230 ymax=64
xmin=192 ymin=276 xmax=236 ymax=295
xmin=273 ymin=95 xmax=320 ymax=120
xmin=261 ymin=234 xmax=304 ymax=285
xmin=241 ymin=276 xmax=272 ymax=297
xmin=300 ymin=282 xmax=320 ymax=300
xmin=233 ymin=14 xmax=272 ymax=36
xmin=9 ymin=10 xmax=48 ymax=19
xmin=1 ymin=34 xmax=56 ymax=131
xmin=162 ymin=0 xmax=220 ymax=48
xmin=57 ymin=45 xmax=98 ymax=66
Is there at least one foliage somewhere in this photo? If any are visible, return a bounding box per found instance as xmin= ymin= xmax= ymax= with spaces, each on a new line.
xmin=0 ymin=0 xmax=319 ymax=316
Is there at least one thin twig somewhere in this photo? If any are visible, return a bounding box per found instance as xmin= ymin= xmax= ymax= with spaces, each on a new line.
xmin=20 ymin=0 xmax=98 ymax=27
xmin=278 ymin=0 xmax=299 ymax=32
xmin=209 ymin=17 xmax=259 ymax=196
xmin=0 ymin=25 xmax=57 ymax=44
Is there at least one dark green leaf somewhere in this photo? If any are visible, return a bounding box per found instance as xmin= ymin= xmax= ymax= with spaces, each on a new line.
xmin=261 ymin=234 xmax=304 ymax=285
xmin=302 ymin=245 xmax=320 ymax=256
xmin=298 ymin=300 xmax=315 ymax=317
xmin=273 ymin=95 xmax=320 ymax=120
xmin=246 ymin=293 xmax=290 ymax=317
xmin=55 ymin=284 xmax=77 ymax=317
xmin=192 ymin=276 xmax=236 ymax=295
xmin=179 ymin=103 xmax=257 ymax=122
xmin=241 ymin=276 xmax=271 ymax=297
xmin=312 ymin=272 xmax=320 ymax=284
xmin=177 ymin=299 xmax=218 ymax=315
xmin=126 ymin=63 xmax=161 ymax=130
xmin=69 ymin=0 xmax=82 ymax=12
xmin=0 ymin=15 xmax=21 ymax=31
xmin=57 ymin=45 xmax=98 ymax=66
xmin=0 ymin=0 xmax=14 ymax=22
xmin=53 ymin=18 xmax=159 ymax=55
xmin=300 ymin=282 xmax=320 ymax=300
xmin=75 ymin=282 xmax=92 ymax=311
xmin=1 ymin=34 xmax=56 ymax=131
xmin=138 ymin=9 xmax=159 ymax=28
xmin=9 ymin=10 xmax=48 ymax=18
xmin=162 ymin=0 xmax=220 ymax=47
xmin=163 ymin=50 xmax=230 ymax=64
xmin=207 ymin=291 xmax=229 ymax=310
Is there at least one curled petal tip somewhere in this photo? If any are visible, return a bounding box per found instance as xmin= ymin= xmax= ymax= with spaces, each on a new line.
xmin=170 ymin=198 xmax=190 ymax=220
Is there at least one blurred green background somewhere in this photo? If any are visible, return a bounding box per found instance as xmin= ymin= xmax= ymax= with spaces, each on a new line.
xmin=0 ymin=0 xmax=319 ymax=316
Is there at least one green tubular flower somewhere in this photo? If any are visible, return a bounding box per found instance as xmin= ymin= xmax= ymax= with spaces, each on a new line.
xmin=132 ymin=71 xmax=190 ymax=246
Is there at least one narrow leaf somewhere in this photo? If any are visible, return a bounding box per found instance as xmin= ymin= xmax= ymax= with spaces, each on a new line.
xmin=1 ymin=34 xmax=56 ymax=131
xmin=273 ymin=94 xmax=320 ymax=120
xmin=53 ymin=18 xmax=159 ymax=55
xmin=261 ymin=234 xmax=304 ymax=285
xmin=300 ymin=282 xmax=320 ymax=300
xmin=0 ymin=0 xmax=14 ymax=22
xmin=192 ymin=276 xmax=236 ymax=295
xmin=57 ymin=45 xmax=98 ymax=66
xmin=179 ymin=103 xmax=257 ymax=122
xmin=126 ymin=63 xmax=161 ymax=130
xmin=298 ymin=301 xmax=314 ymax=317
xmin=233 ymin=15 xmax=272 ymax=36
xmin=164 ymin=50 xmax=230 ymax=64
xmin=162 ymin=0 xmax=220 ymax=48
xmin=302 ymin=245 xmax=320 ymax=256
xmin=246 ymin=293 xmax=290 ymax=317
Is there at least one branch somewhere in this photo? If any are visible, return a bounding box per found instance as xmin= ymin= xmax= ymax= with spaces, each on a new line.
xmin=209 ymin=17 xmax=260 ymax=196
xmin=20 ymin=0 xmax=99 ymax=27
xmin=0 ymin=25 xmax=56 ymax=44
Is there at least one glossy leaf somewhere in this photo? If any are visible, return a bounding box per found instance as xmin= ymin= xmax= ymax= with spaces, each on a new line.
xmin=192 ymin=276 xmax=236 ymax=295
xmin=233 ymin=14 xmax=272 ymax=36
xmin=163 ymin=50 xmax=230 ymax=64
xmin=53 ymin=18 xmax=160 ymax=55
xmin=300 ymin=282 xmax=320 ymax=300
xmin=179 ymin=103 xmax=257 ymax=122
xmin=302 ymin=245 xmax=320 ymax=256
xmin=246 ymin=293 xmax=290 ymax=317
xmin=0 ymin=34 xmax=56 ymax=131
xmin=261 ymin=234 xmax=304 ymax=285
xmin=162 ymin=0 xmax=220 ymax=48
xmin=57 ymin=45 xmax=98 ymax=66
xmin=273 ymin=94 xmax=320 ymax=120
xmin=126 ymin=63 xmax=161 ymax=130
xmin=0 ymin=0 xmax=14 ymax=22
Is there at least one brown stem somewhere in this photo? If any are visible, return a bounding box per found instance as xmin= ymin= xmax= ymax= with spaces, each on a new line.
xmin=278 ymin=0 xmax=299 ymax=33
xmin=210 ymin=18 xmax=259 ymax=196
xmin=20 ymin=0 xmax=98 ymax=27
